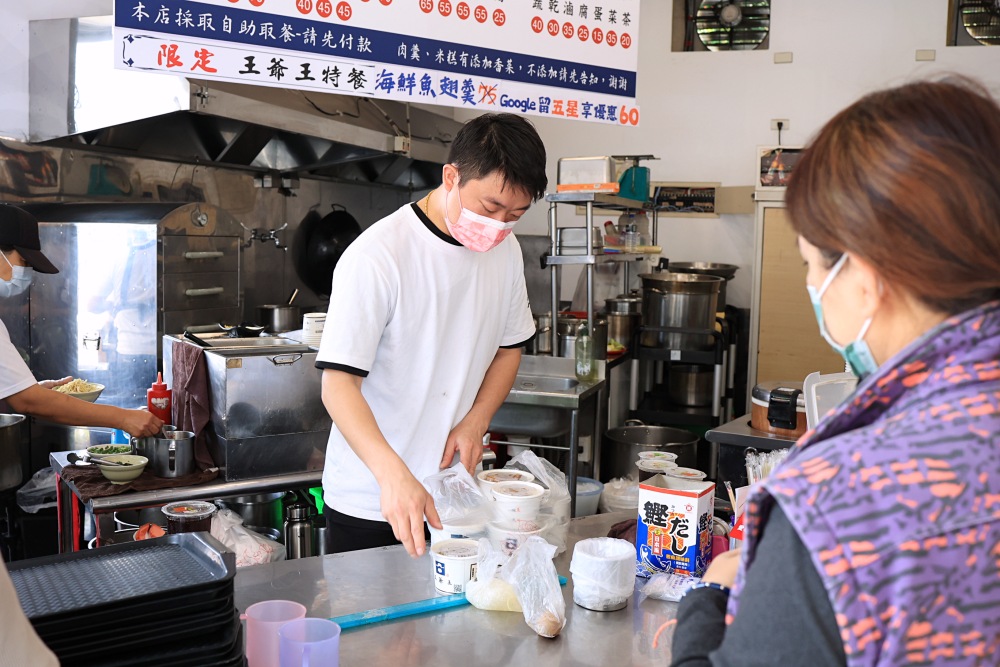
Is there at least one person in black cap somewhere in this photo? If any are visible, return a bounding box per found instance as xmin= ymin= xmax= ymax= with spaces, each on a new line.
xmin=0 ymin=204 xmax=162 ymax=437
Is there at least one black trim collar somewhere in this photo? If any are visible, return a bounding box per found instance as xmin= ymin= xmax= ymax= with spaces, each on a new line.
xmin=411 ymin=202 xmax=462 ymax=246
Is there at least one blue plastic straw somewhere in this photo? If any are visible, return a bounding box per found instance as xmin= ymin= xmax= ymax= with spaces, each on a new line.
xmin=331 ymin=576 xmax=568 ymax=630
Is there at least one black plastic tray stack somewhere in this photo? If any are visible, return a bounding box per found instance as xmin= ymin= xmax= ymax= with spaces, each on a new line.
xmin=8 ymin=532 xmax=242 ymax=666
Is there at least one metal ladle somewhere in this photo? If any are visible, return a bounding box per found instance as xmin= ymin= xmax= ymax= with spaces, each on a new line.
xmin=67 ymin=452 xmax=128 ymax=467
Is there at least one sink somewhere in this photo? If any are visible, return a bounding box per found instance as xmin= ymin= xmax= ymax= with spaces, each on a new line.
xmin=513 ymin=375 xmax=579 ymax=392
xmin=490 ymin=374 xmax=580 ymax=437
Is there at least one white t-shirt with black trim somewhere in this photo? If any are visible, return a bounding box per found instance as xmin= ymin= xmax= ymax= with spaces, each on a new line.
xmin=315 ymin=203 xmax=535 ymax=522
xmin=0 ymin=319 xmax=36 ymax=401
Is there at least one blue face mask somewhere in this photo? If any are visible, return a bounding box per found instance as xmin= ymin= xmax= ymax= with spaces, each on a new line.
xmin=806 ymin=253 xmax=879 ymax=379
xmin=0 ymin=251 xmax=34 ymax=298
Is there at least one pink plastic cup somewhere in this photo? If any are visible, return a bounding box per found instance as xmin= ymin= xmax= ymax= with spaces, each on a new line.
xmin=242 ymin=600 xmax=307 ymax=667
xmin=279 ymin=618 xmax=341 ymax=667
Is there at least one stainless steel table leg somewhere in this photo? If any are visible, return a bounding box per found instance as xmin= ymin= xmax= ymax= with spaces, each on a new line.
xmin=568 ymin=408 xmax=579 ymax=518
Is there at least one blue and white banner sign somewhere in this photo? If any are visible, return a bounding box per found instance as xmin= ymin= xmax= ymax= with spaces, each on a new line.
xmin=113 ymin=0 xmax=641 ymax=125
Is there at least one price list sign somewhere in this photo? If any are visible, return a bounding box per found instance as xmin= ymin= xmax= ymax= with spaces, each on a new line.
xmin=114 ymin=0 xmax=641 ymax=125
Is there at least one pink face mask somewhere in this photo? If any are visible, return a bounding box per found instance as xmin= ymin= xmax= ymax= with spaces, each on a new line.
xmin=443 ymin=180 xmax=517 ymax=252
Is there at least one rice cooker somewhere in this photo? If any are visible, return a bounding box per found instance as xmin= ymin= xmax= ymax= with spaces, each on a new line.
xmin=750 ymin=381 xmax=807 ymax=439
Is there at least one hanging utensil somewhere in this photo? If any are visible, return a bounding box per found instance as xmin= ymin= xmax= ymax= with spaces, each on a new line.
xmin=287 ymin=288 xmax=299 ymax=306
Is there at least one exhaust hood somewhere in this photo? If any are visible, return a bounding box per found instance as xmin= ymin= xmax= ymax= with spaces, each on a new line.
xmin=28 ymin=16 xmax=463 ymax=189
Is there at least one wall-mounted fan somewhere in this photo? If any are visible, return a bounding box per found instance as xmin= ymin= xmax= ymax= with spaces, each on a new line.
xmin=695 ymin=0 xmax=771 ymax=51
xmin=956 ymin=0 xmax=1000 ymax=45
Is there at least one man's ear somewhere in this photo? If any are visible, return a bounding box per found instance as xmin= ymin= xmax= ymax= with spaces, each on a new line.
xmin=441 ymin=163 xmax=459 ymax=191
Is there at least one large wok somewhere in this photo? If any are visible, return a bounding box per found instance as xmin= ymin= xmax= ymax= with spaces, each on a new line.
xmin=293 ymin=204 xmax=362 ymax=298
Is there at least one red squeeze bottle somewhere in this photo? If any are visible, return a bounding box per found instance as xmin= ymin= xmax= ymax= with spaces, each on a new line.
xmin=147 ymin=372 xmax=172 ymax=423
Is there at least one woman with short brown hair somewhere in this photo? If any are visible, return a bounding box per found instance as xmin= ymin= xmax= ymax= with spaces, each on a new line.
xmin=670 ymin=77 xmax=1000 ymax=666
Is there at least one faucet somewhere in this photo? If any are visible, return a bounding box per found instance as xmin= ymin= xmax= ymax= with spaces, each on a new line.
xmin=240 ymin=222 xmax=288 ymax=251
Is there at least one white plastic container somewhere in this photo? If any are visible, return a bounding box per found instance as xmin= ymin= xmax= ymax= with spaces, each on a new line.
xmin=487 ymin=516 xmax=553 ymax=556
xmin=428 ymin=519 xmax=487 ymax=546
xmin=491 ymin=481 xmax=544 ymax=521
xmin=638 ymin=451 xmax=679 ymax=462
xmin=570 ymin=537 xmax=636 ymax=611
xmin=636 ymin=459 xmax=680 ymax=481
xmin=430 ymin=539 xmax=479 ymax=594
xmin=476 ymin=469 xmax=535 ymax=498
xmin=575 ymin=477 xmax=604 ymax=517
xmin=666 ymin=467 xmax=708 ymax=481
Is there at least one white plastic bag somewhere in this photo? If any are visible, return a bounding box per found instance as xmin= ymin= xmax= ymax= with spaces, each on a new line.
xmin=423 ymin=464 xmax=493 ymax=525
xmin=637 ymin=571 xmax=699 ymax=603
xmin=466 ymin=538 xmax=522 ymax=612
xmin=598 ymin=476 xmax=640 ymax=514
xmin=506 ymin=451 xmax=570 ymax=553
xmin=570 ymin=537 xmax=636 ymax=611
xmin=210 ymin=508 xmax=285 ymax=567
xmin=499 ymin=536 xmax=566 ymax=638
xmin=16 ymin=467 xmax=57 ymax=513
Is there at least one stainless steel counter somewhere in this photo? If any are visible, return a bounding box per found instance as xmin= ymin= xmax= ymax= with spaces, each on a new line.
xmin=235 ymin=512 xmax=679 ymax=666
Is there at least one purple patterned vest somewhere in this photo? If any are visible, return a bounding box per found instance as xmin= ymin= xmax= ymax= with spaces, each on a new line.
xmin=729 ymin=303 xmax=1000 ymax=665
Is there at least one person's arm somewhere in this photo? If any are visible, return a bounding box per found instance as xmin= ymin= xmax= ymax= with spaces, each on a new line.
xmin=439 ymin=346 xmax=521 ymax=474
xmin=670 ymin=505 xmax=845 ymax=666
xmin=5 ymin=383 xmax=163 ymax=437
xmin=321 ymin=369 xmax=441 ymax=558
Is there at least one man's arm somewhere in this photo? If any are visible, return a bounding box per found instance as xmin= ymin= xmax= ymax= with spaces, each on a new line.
xmin=321 ymin=368 xmax=442 ymax=558
xmin=439 ymin=346 xmax=521 ymax=474
xmin=6 ymin=384 xmax=162 ymax=437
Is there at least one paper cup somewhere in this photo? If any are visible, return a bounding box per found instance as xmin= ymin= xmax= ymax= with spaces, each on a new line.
xmin=431 ymin=539 xmax=479 ymax=594
xmin=428 ymin=519 xmax=487 ymax=546
xmin=491 ymin=481 xmax=544 ymax=521
xmin=487 ymin=516 xmax=553 ymax=556
xmin=476 ymin=468 xmax=535 ymax=498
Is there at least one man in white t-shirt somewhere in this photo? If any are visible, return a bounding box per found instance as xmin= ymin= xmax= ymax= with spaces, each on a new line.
xmin=316 ymin=113 xmax=546 ymax=557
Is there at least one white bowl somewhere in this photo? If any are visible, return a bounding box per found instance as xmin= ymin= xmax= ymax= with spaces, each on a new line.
xmin=487 ymin=516 xmax=554 ymax=556
xmin=476 ymin=469 xmax=535 ymax=498
xmin=95 ymin=455 xmax=147 ymax=484
xmin=64 ymin=383 xmax=105 ymax=403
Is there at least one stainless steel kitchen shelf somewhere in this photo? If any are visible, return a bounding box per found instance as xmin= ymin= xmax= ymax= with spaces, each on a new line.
xmin=544 ymin=192 xmax=650 ymax=208
xmin=545 ymin=252 xmax=651 ymax=266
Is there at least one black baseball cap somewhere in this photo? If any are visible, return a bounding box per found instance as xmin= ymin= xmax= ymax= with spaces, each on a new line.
xmin=0 ymin=204 xmax=58 ymax=274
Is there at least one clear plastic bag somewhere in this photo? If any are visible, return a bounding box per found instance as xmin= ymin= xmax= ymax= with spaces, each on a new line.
xmin=637 ymin=571 xmax=700 ymax=603
xmin=423 ymin=464 xmax=493 ymax=526
xmin=570 ymin=537 xmax=636 ymax=611
xmin=499 ymin=536 xmax=566 ymax=638
xmin=16 ymin=467 xmax=57 ymax=514
xmin=466 ymin=538 xmax=522 ymax=612
xmin=506 ymin=451 xmax=570 ymax=553
xmin=210 ymin=508 xmax=286 ymax=567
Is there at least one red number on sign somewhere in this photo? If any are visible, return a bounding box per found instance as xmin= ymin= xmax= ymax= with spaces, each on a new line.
xmin=577 ymin=24 xmax=589 ymax=41
xmin=606 ymin=30 xmax=617 ymax=46
xmin=621 ymin=33 xmax=632 ymax=49
xmin=296 ymin=0 xmax=313 ymax=14
xmin=316 ymin=0 xmax=333 ymax=16
xmin=336 ymin=1 xmax=352 ymax=19
xmin=380 ymin=0 xmax=392 ymax=4
xmin=438 ymin=0 xmax=451 ymax=17
xmin=457 ymin=2 xmax=469 ymax=19
xmin=492 ymin=9 xmax=505 ymax=26
xmin=531 ymin=16 xmax=544 ymax=33
xmin=474 ymin=5 xmax=487 ymax=22
xmin=618 ymin=106 xmax=640 ymax=126
xmin=547 ymin=19 xmax=559 ymax=36
xmin=419 ymin=0 xmax=433 ymax=12
xmin=227 ymin=0 xmax=239 ymax=4
xmin=592 ymin=27 xmax=603 ymax=44
xmin=248 ymin=0 xmax=265 ymax=6
xmin=562 ymin=22 xmax=574 ymax=38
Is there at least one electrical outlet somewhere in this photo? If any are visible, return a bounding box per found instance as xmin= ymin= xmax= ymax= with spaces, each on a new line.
xmin=771 ymin=119 xmax=790 ymax=131
xmin=393 ymin=135 xmax=411 ymax=154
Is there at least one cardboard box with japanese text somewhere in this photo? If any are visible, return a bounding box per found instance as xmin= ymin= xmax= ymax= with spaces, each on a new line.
xmin=635 ymin=474 xmax=715 ymax=577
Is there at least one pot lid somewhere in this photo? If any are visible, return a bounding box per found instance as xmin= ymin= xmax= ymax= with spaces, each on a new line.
xmin=667 ymin=262 xmax=739 ymax=281
xmin=752 ymin=381 xmax=806 ymax=410
xmin=639 ymin=272 xmax=724 ymax=294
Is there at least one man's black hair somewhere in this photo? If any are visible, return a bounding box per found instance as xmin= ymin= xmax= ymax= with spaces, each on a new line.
xmin=448 ymin=113 xmax=547 ymax=201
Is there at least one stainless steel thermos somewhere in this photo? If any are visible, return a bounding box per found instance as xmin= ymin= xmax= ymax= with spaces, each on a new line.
xmin=283 ymin=503 xmax=316 ymax=559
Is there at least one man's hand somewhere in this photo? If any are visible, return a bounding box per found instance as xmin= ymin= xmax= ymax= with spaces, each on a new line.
xmin=120 ymin=409 xmax=164 ymax=438
xmin=380 ymin=469 xmax=441 ymax=558
xmin=439 ymin=419 xmax=485 ymax=476
xmin=38 ymin=376 xmax=72 ymax=390
xmin=701 ymin=548 xmax=741 ymax=588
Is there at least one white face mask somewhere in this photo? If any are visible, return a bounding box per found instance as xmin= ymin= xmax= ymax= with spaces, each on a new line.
xmin=0 ymin=251 xmax=33 ymax=298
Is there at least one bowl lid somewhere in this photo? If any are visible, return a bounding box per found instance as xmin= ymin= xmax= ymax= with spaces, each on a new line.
xmin=161 ymin=500 xmax=217 ymax=519
xmin=665 ymin=467 xmax=707 ymax=480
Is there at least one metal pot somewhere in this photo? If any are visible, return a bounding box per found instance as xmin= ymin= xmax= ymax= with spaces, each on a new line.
xmin=639 ymin=273 xmax=723 ymax=350
xmin=667 ymin=365 xmax=715 ymax=407
xmin=0 ymin=414 xmax=25 ymax=492
xmin=601 ymin=420 xmax=699 ymax=481
xmin=217 ymin=492 xmax=287 ymax=536
xmin=557 ymin=316 xmax=607 ymax=359
xmin=667 ymin=262 xmax=739 ymax=311
xmin=257 ymin=305 xmax=302 ymax=333
xmin=134 ymin=430 xmax=196 ymax=478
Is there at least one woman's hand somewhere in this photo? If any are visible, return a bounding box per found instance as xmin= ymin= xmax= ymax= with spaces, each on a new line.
xmin=701 ymin=548 xmax=742 ymax=588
